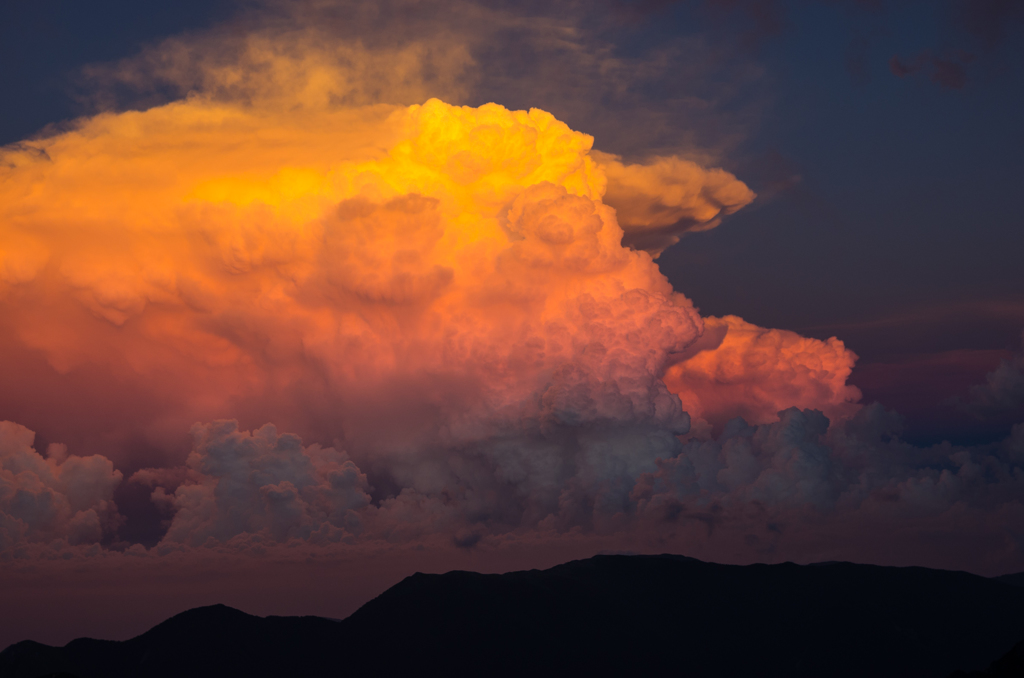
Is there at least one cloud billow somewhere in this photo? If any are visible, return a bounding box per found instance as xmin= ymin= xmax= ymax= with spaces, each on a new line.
xmin=0 ymin=421 xmax=122 ymax=553
xmin=0 ymin=90 xmax=726 ymax=554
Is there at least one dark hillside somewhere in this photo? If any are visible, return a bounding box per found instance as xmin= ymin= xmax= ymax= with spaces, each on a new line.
xmin=3 ymin=555 xmax=1023 ymax=678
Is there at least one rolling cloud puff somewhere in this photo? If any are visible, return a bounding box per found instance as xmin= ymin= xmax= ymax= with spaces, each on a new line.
xmin=664 ymin=315 xmax=863 ymax=431
xmin=0 ymin=421 xmax=122 ymax=551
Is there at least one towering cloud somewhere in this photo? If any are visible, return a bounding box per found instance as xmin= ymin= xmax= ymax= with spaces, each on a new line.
xmin=0 ymin=2 xmax=1019 ymax=574
xmin=0 ymin=88 xmax=746 ymax=552
xmin=0 ymin=95 xmax=723 ymax=468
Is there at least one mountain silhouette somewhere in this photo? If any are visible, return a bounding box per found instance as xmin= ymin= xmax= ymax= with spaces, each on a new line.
xmin=948 ymin=637 xmax=1024 ymax=678
xmin=994 ymin=571 xmax=1024 ymax=588
xmin=2 ymin=554 xmax=1023 ymax=678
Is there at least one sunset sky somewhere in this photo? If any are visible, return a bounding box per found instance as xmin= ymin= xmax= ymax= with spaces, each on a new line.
xmin=1 ymin=0 xmax=1023 ymax=649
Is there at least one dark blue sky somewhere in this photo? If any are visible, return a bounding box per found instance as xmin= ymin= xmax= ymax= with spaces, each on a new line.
xmin=650 ymin=0 xmax=1024 ymax=443
xmin=2 ymin=0 xmax=1022 ymax=444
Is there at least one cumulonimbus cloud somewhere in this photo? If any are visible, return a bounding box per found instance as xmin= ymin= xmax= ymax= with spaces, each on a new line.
xmin=0 ymin=80 xmax=877 ymax=558
xmin=0 ymin=1 xmax=1020 ymax=570
xmin=0 ymin=95 xmax=717 ymax=459
xmin=0 ymin=91 xmax=733 ymax=552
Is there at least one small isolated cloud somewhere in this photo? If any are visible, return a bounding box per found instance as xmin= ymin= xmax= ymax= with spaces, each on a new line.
xmin=889 ymin=52 xmax=972 ymax=89
xmin=889 ymin=54 xmax=924 ymax=78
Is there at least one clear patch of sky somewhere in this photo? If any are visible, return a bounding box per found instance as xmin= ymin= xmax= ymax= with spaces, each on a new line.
xmin=659 ymin=0 xmax=1024 ymax=346
xmin=653 ymin=0 xmax=1024 ymax=444
xmin=0 ymin=0 xmax=236 ymax=145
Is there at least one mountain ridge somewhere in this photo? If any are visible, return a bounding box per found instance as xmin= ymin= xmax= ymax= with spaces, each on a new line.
xmin=3 ymin=554 xmax=1023 ymax=678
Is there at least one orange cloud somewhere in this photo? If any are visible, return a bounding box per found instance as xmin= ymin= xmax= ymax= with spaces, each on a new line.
xmin=0 ymin=0 xmax=1020 ymax=599
xmin=662 ymin=315 xmax=863 ymax=430
xmin=594 ymin=151 xmax=755 ymax=255
xmin=0 ymin=94 xmax=710 ymax=476
xmin=0 ymin=21 xmax=884 ymax=559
